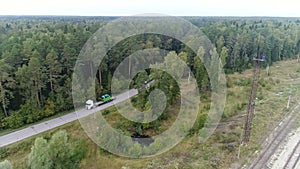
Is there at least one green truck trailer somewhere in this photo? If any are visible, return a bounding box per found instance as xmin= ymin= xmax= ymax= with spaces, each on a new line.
xmin=85 ymin=94 xmax=114 ymax=110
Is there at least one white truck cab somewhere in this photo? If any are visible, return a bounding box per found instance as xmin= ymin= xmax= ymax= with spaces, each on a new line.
xmin=85 ymin=100 xmax=94 ymax=110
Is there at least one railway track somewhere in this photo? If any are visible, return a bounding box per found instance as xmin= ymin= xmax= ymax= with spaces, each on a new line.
xmin=282 ymin=139 xmax=300 ymax=169
xmin=247 ymin=102 xmax=300 ymax=169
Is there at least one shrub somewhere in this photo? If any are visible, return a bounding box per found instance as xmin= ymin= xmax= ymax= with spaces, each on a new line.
xmin=44 ymin=99 xmax=55 ymax=117
xmin=102 ymin=109 xmax=110 ymax=115
xmin=258 ymin=79 xmax=266 ymax=87
xmin=227 ymin=91 xmax=234 ymax=97
xmin=28 ymin=130 xmax=86 ymax=169
xmin=235 ymin=78 xmax=251 ymax=86
xmin=226 ymin=78 xmax=234 ymax=88
xmin=5 ymin=112 xmax=24 ymax=129
xmin=0 ymin=147 xmax=8 ymax=158
xmin=0 ymin=160 xmax=13 ymax=169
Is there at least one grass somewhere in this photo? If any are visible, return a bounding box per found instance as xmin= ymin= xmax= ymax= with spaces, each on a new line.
xmin=2 ymin=59 xmax=300 ymax=169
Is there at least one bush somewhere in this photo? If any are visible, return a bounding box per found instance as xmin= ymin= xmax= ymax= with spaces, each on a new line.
xmin=226 ymin=78 xmax=234 ymax=88
xmin=71 ymin=140 xmax=88 ymax=162
xmin=102 ymin=109 xmax=110 ymax=115
xmin=201 ymin=93 xmax=209 ymax=100
xmin=265 ymin=84 xmax=272 ymax=91
xmin=203 ymin=105 xmax=210 ymax=111
xmin=236 ymin=103 xmax=242 ymax=110
xmin=0 ymin=160 xmax=13 ymax=169
xmin=28 ymin=130 xmax=86 ymax=169
xmin=235 ymin=78 xmax=251 ymax=86
xmin=190 ymin=113 xmax=208 ymax=134
xmin=258 ymin=79 xmax=266 ymax=87
xmin=158 ymin=111 xmax=169 ymax=121
xmin=227 ymin=91 xmax=234 ymax=97
xmin=44 ymin=99 xmax=55 ymax=117
xmin=0 ymin=147 xmax=8 ymax=158
xmin=5 ymin=112 xmax=24 ymax=129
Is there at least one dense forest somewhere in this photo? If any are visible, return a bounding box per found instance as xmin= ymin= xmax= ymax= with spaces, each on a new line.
xmin=0 ymin=16 xmax=299 ymax=131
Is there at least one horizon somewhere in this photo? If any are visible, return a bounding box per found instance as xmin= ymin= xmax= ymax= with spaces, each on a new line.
xmin=0 ymin=15 xmax=299 ymax=18
xmin=0 ymin=0 xmax=299 ymax=17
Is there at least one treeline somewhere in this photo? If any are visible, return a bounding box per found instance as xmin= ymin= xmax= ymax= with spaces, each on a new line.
xmin=0 ymin=16 xmax=299 ymax=130
xmin=197 ymin=18 xmax=300 ymax=73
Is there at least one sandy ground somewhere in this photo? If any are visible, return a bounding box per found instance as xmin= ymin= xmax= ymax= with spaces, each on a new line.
xmin=269 ymin=127 xmax=300 ymax=169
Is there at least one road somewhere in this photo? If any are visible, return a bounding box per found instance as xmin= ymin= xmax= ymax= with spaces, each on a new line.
xmin=0 ymin=89 xmax=138 ymax=148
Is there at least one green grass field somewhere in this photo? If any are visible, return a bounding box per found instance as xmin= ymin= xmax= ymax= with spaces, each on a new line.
xmin=1 ymin=59 xmax=300 ymax=169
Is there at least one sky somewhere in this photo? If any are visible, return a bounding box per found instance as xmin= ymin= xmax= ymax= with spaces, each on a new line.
xmin=0 ymin=0 xmax=299 ymax=17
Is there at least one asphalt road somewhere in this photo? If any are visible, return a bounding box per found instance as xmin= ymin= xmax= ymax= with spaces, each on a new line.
xmin=0 ymin=89 xmax=138 ymax=148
